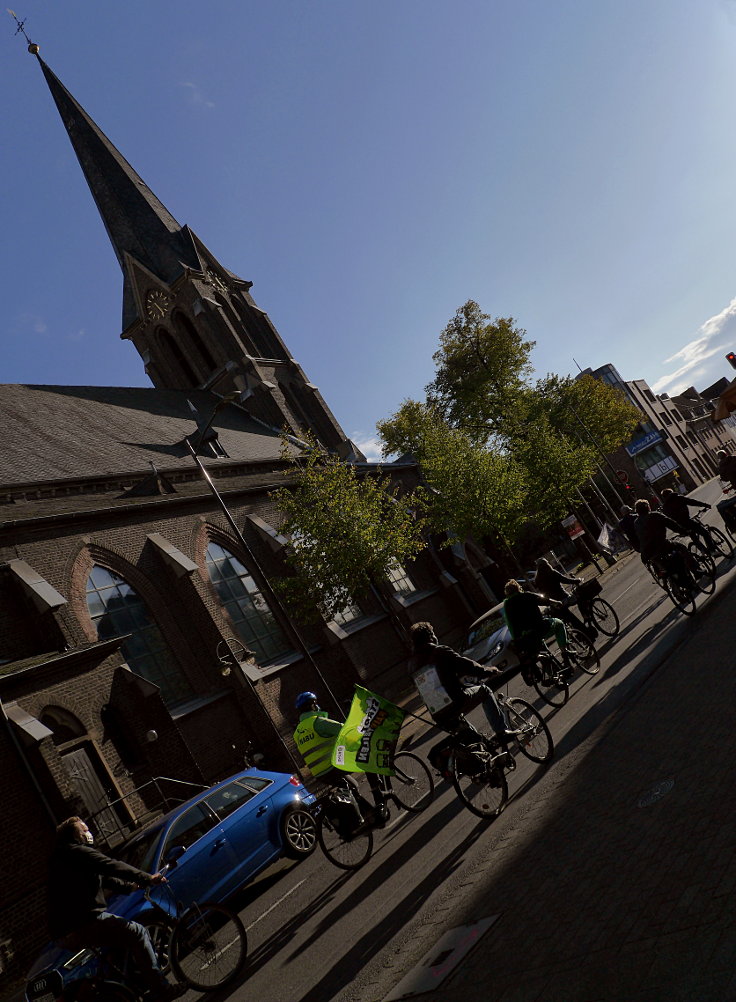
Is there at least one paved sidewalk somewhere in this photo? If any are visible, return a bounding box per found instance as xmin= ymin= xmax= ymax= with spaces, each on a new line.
xmin=430 ymin=573 xmax=736 ymax=1000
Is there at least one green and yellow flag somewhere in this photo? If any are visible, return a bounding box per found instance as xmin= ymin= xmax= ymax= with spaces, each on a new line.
xmin=331 ymin=686 xmax=405 ymax=775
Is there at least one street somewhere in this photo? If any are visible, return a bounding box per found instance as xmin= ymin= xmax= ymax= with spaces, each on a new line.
xmin=186 ymin=481 xmax=736 ymax=1002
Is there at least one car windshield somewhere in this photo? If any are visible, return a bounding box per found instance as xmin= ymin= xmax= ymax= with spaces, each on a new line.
xmin=466 ymin=614 xmax=504 ymax=647
xmin=115 ymin=827 xmax=162 ymax=872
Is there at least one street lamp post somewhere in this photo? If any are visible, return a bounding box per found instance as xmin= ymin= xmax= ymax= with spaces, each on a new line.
xmin=183 ymin=400 xmax=343 ymax=768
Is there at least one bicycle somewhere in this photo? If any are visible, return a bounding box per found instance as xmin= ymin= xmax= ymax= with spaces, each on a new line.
xmin=428 ymin=688 xmax=553 ymax=820
xmin=314 ymin=750 xmax=434 ymax=870
xmin=517 ymin=628 xmax=600 ymax=708
xmin=685 ymin=509 xmax=734 ymax=561
xmin=26 ymin=866 xmax=248 ymax=1002
xmin=568 ymin=578 xmax=620 ymax=638
xmin=647 ymin=542 xmax=715 ymax=616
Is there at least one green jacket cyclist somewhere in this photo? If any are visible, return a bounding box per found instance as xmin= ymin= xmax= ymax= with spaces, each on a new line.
xmin=293 ymin=691 xmax=389 ymax=826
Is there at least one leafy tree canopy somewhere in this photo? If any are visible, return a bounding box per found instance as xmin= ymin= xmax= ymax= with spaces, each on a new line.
xmin=378 ymin=403 xmax=527 ymax=541
xmin=427 ymin=300 xmax=535 ymax=441
xmin=378 ymin=301 xmax=641 ymax=540
xmin=271 ymin=439 xmax=426 ymax=622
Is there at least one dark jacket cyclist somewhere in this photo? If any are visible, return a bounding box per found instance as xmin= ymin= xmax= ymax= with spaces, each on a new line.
xmin=408 ymin=621 xmax=514 ymax=768
xmin=502 ymin=579 xmax=571 ymax=675
xmin=660 ymin=488 xmax=713 ymax=553
xmin=48 ymin=817 xmax=184 ymax=1002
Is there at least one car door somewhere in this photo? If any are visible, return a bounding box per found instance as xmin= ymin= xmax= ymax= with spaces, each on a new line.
xmin=157 ymin=801 xmax=238 ymax=907
xmin=203 ymin=779 xmax=274 ymax=888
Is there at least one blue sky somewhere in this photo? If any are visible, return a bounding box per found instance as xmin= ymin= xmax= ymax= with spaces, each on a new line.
xmin=4 ymin=1 xmax=736 ymax=461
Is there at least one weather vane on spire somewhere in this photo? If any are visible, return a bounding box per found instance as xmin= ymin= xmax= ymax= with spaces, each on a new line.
xmin=7 ymin=9 xmax=39 ymax=53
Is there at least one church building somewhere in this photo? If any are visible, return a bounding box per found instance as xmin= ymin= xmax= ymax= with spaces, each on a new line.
xmin=0 ymin=48 xmax=495 ymax=978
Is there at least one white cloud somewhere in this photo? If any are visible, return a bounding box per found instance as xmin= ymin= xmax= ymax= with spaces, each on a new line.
xmin=16 ymin=312 xmax=48 ymax=335
xmin=179 ymin=81 xmax=215 ymax=109
xmin=350 ymin=432 xmax=385 ymax=463
xmin=68 ymin=328 xmax=86 ymax=342
xmin=651 ymin=296 xmax=736 ymax=394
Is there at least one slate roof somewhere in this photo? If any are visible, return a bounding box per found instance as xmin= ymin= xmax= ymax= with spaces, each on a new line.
xmin=0 ymin=384 xmax=286 ymax=488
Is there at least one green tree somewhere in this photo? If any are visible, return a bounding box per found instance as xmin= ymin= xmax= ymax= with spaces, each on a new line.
xmin=377 ymin=402 xmax=528 ymax=542
xmin=271 ymin=440 xmax=426 ymax=622
xmin=427 ymin=300 xmax=536 ymax=441
xmin=530 ymin=373 xmax=640 ymax=456
xmin=378 ymin=301 xmax=640 ymax=542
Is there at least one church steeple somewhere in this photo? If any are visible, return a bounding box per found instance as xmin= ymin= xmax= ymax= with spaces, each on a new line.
xmin=37 ymin=56 xmax=202 ymax=324
xmin=33 ymin=52 xmax=360 ymax=457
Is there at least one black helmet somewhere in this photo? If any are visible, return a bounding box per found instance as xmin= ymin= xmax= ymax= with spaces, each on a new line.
xmin=295 ymin=691 xmax=318 ymax=711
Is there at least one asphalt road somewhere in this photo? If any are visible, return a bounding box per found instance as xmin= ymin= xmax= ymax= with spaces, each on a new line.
xmin=189 ymin=479 xmax=734 ymax=1002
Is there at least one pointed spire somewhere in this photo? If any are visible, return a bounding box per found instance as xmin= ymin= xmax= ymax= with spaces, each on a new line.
xmin=35 ymin=56 xmax=201 ymax=303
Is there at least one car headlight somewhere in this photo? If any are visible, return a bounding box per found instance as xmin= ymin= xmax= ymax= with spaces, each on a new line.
xmin=489 ymin=641 xmax=504 ymax=657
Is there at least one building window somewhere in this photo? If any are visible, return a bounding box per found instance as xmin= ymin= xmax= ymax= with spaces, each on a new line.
xmin=86 ymin=565 xmax=193 ymax=706
xmin=205 ymin=542 xmax=293 ymax=665
xmin=386 ymin=560 xmax=417 ymax=597
xmin=332 ymin=599 xmax=365 ymax=627
xmin=157 ymin=328 xmax=199 ymax=387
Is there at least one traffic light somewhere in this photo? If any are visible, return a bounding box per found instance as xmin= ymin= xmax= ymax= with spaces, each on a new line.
xmin=727 ymin=351 xmax=736 ymax=370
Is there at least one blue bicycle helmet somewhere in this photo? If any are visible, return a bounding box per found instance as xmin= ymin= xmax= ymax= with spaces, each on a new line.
xmin=295 ymin=691 xmax=318 ymax=711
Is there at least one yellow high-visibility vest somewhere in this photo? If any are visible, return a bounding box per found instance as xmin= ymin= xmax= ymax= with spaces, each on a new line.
xmin=293 ymin=711 xmax=335 ymax=777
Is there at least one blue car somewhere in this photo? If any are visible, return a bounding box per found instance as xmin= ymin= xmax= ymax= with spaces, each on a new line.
xmin=26 ymin=768 xmax=316 ymax=992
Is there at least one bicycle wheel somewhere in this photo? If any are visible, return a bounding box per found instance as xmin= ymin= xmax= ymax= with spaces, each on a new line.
xmin=170 ymin=902 xmax=247 ymax=991
xmin=566 ymin=629 xmax=601 ymax=676
xmin=389 ymin=752 xmax=434 ymax=813
xmin=450 ymin=744 xmax=508 ymax=819
xmin=663 ymin=573 xmax=696 ymax=615
xmin=91 ymin=984 xmax=137 ymax=1002
xmin=589 ymin=597 xmax=619 ymax=637
xmin=533 ymin=653 xmax=569 ymax=707
xmin=141 ymin=916 xmax=173 ymax=971
xmin=317 ymin=809 xmax=374 ymax=870
xmin=505 ymin=697 xmax=554 ymax=764
xmin=690 ymin=551 xmax=716 ymax=595
xmin=708 ymin=525 xmax=734 ymax=560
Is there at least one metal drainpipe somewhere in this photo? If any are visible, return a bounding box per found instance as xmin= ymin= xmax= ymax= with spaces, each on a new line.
xmin=0 ymin=698 xmax=57 ymax=827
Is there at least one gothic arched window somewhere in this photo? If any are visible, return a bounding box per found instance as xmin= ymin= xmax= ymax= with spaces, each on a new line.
xmin=157 ymin=327 xmax=198 ymax=387
xmin=85 ymin=565 xmax=193 ymax=706
xmin=173 ymin=311 xmax=217 ymax=372
xmin=205 ymin=542 xmax=293 ymax=665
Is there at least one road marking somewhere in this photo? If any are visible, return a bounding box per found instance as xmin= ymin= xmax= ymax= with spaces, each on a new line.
xmin=383 ymin=916 xmax=500 ymax=1000
xmin=637 ymin=777 xmax=675 ymax=808
xmin=245 ymin=879 xmax=308 ymax=930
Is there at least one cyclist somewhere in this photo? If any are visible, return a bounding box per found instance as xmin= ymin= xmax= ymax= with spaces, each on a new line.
xmin=502 ymin=578 xmax=573 ymax=681
xmin=717 ymin=449 xmax=736 ymax=490
xmin=48 ymin=817 xmax=184 ymax=1002
xmin=660 ymin=487 xmax=714 ymax=554
xmin=293 ymin=692 xmax=390 ymax=826
xmin=617 ymin=504 xmax=640 ymax=552
xmin=634 ymin=498 xmax=693 ymax=577
xmin=408 ymin=621 xmax=516 ymax=770
xmin=532 ymin=557 xmax=596 ymax=640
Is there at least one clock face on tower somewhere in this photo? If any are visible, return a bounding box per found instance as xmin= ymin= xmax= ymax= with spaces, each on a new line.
xmin=145 ymin=289 xmax=171 ymax=320
xmin=207 ymin=269 xmax=228 ymax=294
